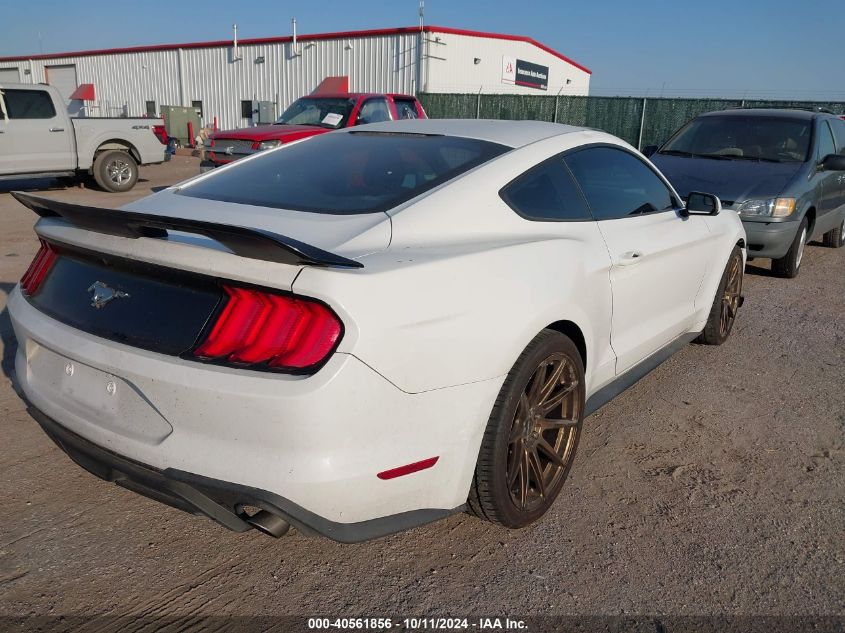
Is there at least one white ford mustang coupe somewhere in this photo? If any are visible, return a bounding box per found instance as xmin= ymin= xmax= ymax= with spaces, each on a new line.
xmin=9 ymin=119 xmax=745 ymax=542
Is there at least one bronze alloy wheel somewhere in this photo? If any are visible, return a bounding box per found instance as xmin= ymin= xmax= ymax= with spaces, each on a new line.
xmin=720 ymin=253 xmax=743 ymax=339
xmin=697 ymin=246 xmax=744 ymax=346
xmin=506 ymin=353 xmax=580 ymax=512
xmin=468 ymin=330 xmax=585 ymax=528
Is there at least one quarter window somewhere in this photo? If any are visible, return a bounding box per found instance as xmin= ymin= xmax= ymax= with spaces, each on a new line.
xmin=564 ymin=146 xmax=676 ymax=220
xmin=501 ymin=158 xmax=591 ymax=221
xmin=816 ymin=121 xmax=837 ymax=160
xmin=2 ymin=89 xmax=56 ymax=119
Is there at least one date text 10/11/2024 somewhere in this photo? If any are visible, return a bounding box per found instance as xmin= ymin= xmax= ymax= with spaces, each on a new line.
xmin=307 ymin=617 xmax=528 ymax=630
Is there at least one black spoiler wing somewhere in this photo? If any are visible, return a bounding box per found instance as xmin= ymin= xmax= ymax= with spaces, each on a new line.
xmin=11 ymin=192 xmax=363 ymax=269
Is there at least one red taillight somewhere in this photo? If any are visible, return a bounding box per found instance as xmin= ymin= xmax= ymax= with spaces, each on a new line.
xmin=152 ymin=124 xmax=168 ymax=145
xmin=20 ymin=241 xmax=57 ymax=296
xmin=193 ymin=286 xmax=342 ymax=372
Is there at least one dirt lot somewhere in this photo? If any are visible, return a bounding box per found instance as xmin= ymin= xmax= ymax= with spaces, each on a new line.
xmin=0 ymin=158 xmax=843 ymax=629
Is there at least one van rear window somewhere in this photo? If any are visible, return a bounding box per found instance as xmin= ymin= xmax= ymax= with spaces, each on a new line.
xmin=180 ymin=132 xmax=509 ymax=214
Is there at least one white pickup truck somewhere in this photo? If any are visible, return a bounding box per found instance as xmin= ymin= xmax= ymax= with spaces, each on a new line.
xmin=0 ymin=83 xmax=167 ymax=192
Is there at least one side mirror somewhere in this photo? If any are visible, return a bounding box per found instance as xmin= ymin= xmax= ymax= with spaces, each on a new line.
xmin=686 ymin=191 xmax=721 ymax=216
xmin=642 ymin=145 xmax=658 ymax=158
xmin=820 ymin=154 xmax=845 ymax=171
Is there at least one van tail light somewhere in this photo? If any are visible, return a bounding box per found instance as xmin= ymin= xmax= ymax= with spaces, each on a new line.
xmin=193 ymin=286 xmax=342 ymax=373
xmin=20 ymin=241 xmax=57 ymax=296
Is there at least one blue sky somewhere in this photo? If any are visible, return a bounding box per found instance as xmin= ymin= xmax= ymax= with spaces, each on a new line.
xmin=2 ymin=0 xmax=843 ymax=99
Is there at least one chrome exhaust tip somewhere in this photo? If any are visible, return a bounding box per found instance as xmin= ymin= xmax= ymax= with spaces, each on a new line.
xmin=245 ymin=510 xmax=290 ymax=538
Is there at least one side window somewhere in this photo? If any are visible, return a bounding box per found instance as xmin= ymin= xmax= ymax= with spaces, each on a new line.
xmin=501 ymin=158 xmax=592 ymax=222
xmin=564 ymin=146 xmax=675 ymax=220
xmin=356 ymin=98 xmax=391 ymax=125
xmin=3 ymin=89 xmax=56 ymax=119
xmin=831 ymin=118 xmax=845 ymax=154
xmin=817 ymin=121 xmax=837 ymax=160
xmin=393 ymin=98 xmax=419 ymax=120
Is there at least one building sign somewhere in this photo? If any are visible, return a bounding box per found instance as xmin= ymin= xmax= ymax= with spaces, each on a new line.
xmin=502 ymin=56 xmax=549 ymax=91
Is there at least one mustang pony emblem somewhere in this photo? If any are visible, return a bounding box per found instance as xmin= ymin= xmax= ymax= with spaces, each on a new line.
xmin=87 ymin=281 xmax=130 ymax=309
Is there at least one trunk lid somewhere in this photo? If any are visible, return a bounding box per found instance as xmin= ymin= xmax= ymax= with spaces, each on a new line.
xmin=29 ymin=246 xmax=223 ymax=357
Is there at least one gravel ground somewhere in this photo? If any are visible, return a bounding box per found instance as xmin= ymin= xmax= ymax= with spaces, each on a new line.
xmin=0 ymin=158 xmax=842 ymax=630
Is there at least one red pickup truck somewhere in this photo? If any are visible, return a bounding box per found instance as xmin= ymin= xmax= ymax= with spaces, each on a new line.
xmin=202 ymin=92 xmax=426 ymax=170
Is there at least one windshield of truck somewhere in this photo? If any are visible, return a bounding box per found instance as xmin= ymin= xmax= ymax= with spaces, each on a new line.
xmin=660 ymin=115 xmax=811 ymax=163
xmin=275 ymin=97 xmax=356 ymax=129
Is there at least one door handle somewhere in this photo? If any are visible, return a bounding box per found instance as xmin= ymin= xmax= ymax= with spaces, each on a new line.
xmin=49 ymin=127 xmax=64 ymax=132
xmin=617 ymin=251 xmax=644 ymax=266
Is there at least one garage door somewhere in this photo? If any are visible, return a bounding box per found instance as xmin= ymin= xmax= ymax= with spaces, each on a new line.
xmin=0 ymin=67 xmax=21 ymax=84
xmin=45 ymin=64 xmax=78 ymax=104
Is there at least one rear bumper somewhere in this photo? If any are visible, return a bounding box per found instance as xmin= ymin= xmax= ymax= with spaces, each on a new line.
xmin=26 ymin=405 xmax=458 ymax=543
xmin=9 ymin=286 xmax=499 ymax=538
xmin=742 ymin=219 xmax=799 ymax=259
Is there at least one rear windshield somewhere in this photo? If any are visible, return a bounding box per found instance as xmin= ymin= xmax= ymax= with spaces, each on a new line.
xmin=660 ymin=115 xmax=812 ymax=163
xmin=180 ymin=132 xmax=510 ymax=214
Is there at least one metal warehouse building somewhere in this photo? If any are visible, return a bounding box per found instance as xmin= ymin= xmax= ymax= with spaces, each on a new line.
xmin=0 ymin=25 xmax=591 ymax=130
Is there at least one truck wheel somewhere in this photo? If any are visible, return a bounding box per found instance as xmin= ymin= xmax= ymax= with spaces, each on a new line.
xmin=696 ymin=246 xmax=743 ymax=346
xmin=468 ymin=330 xmax=584 ymax=529
xmin=771 ymin=218 xmax=808 ymax=278
xmin=93 ymin=150 xmax=138 ymax=192
xmin=822 ymin=217 xmax=845 ymax=248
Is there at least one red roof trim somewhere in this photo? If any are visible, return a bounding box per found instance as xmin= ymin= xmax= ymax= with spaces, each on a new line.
xmin=0 ymin=25 xmax=591 ymax=74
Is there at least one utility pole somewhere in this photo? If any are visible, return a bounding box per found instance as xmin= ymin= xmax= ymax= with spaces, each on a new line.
xmin=415 ymin=0 xmax=425 ymax=95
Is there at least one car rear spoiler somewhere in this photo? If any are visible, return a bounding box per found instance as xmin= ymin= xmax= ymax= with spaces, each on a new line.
xmin=11 ymin=192 xmax=363 ymax=269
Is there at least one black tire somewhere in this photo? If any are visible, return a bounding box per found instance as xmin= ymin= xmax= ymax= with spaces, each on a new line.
xmin=93 ymin=150 xmax=138 ymax=192
xmin=468 ymin=330 xmax=585 ymax=528
xmin=696 ymin=246 xmax=743 ymax=346
xmin=771 ymin=218 xmax=808 ymax=278
xmin=822 ymin=216 xmax=845 ymax=248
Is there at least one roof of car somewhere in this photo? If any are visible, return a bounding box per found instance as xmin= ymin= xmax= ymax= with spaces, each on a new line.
xmin=700 ymin=108 xmax=823 ymax=120
xmin=345 ymin=119 xmax=589 ymax=148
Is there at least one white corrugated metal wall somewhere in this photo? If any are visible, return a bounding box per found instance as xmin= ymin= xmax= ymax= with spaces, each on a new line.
xmin=177 ymin=32 xmax=421 ymax=129
xmin=422 ymin=33 xmax=591 ymax=95
xmin=0 ymin=28 xmax=590 ymax=129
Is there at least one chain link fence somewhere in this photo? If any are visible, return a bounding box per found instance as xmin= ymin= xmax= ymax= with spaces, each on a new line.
xmin=418 ymin=93 xmax=845 ymax=149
